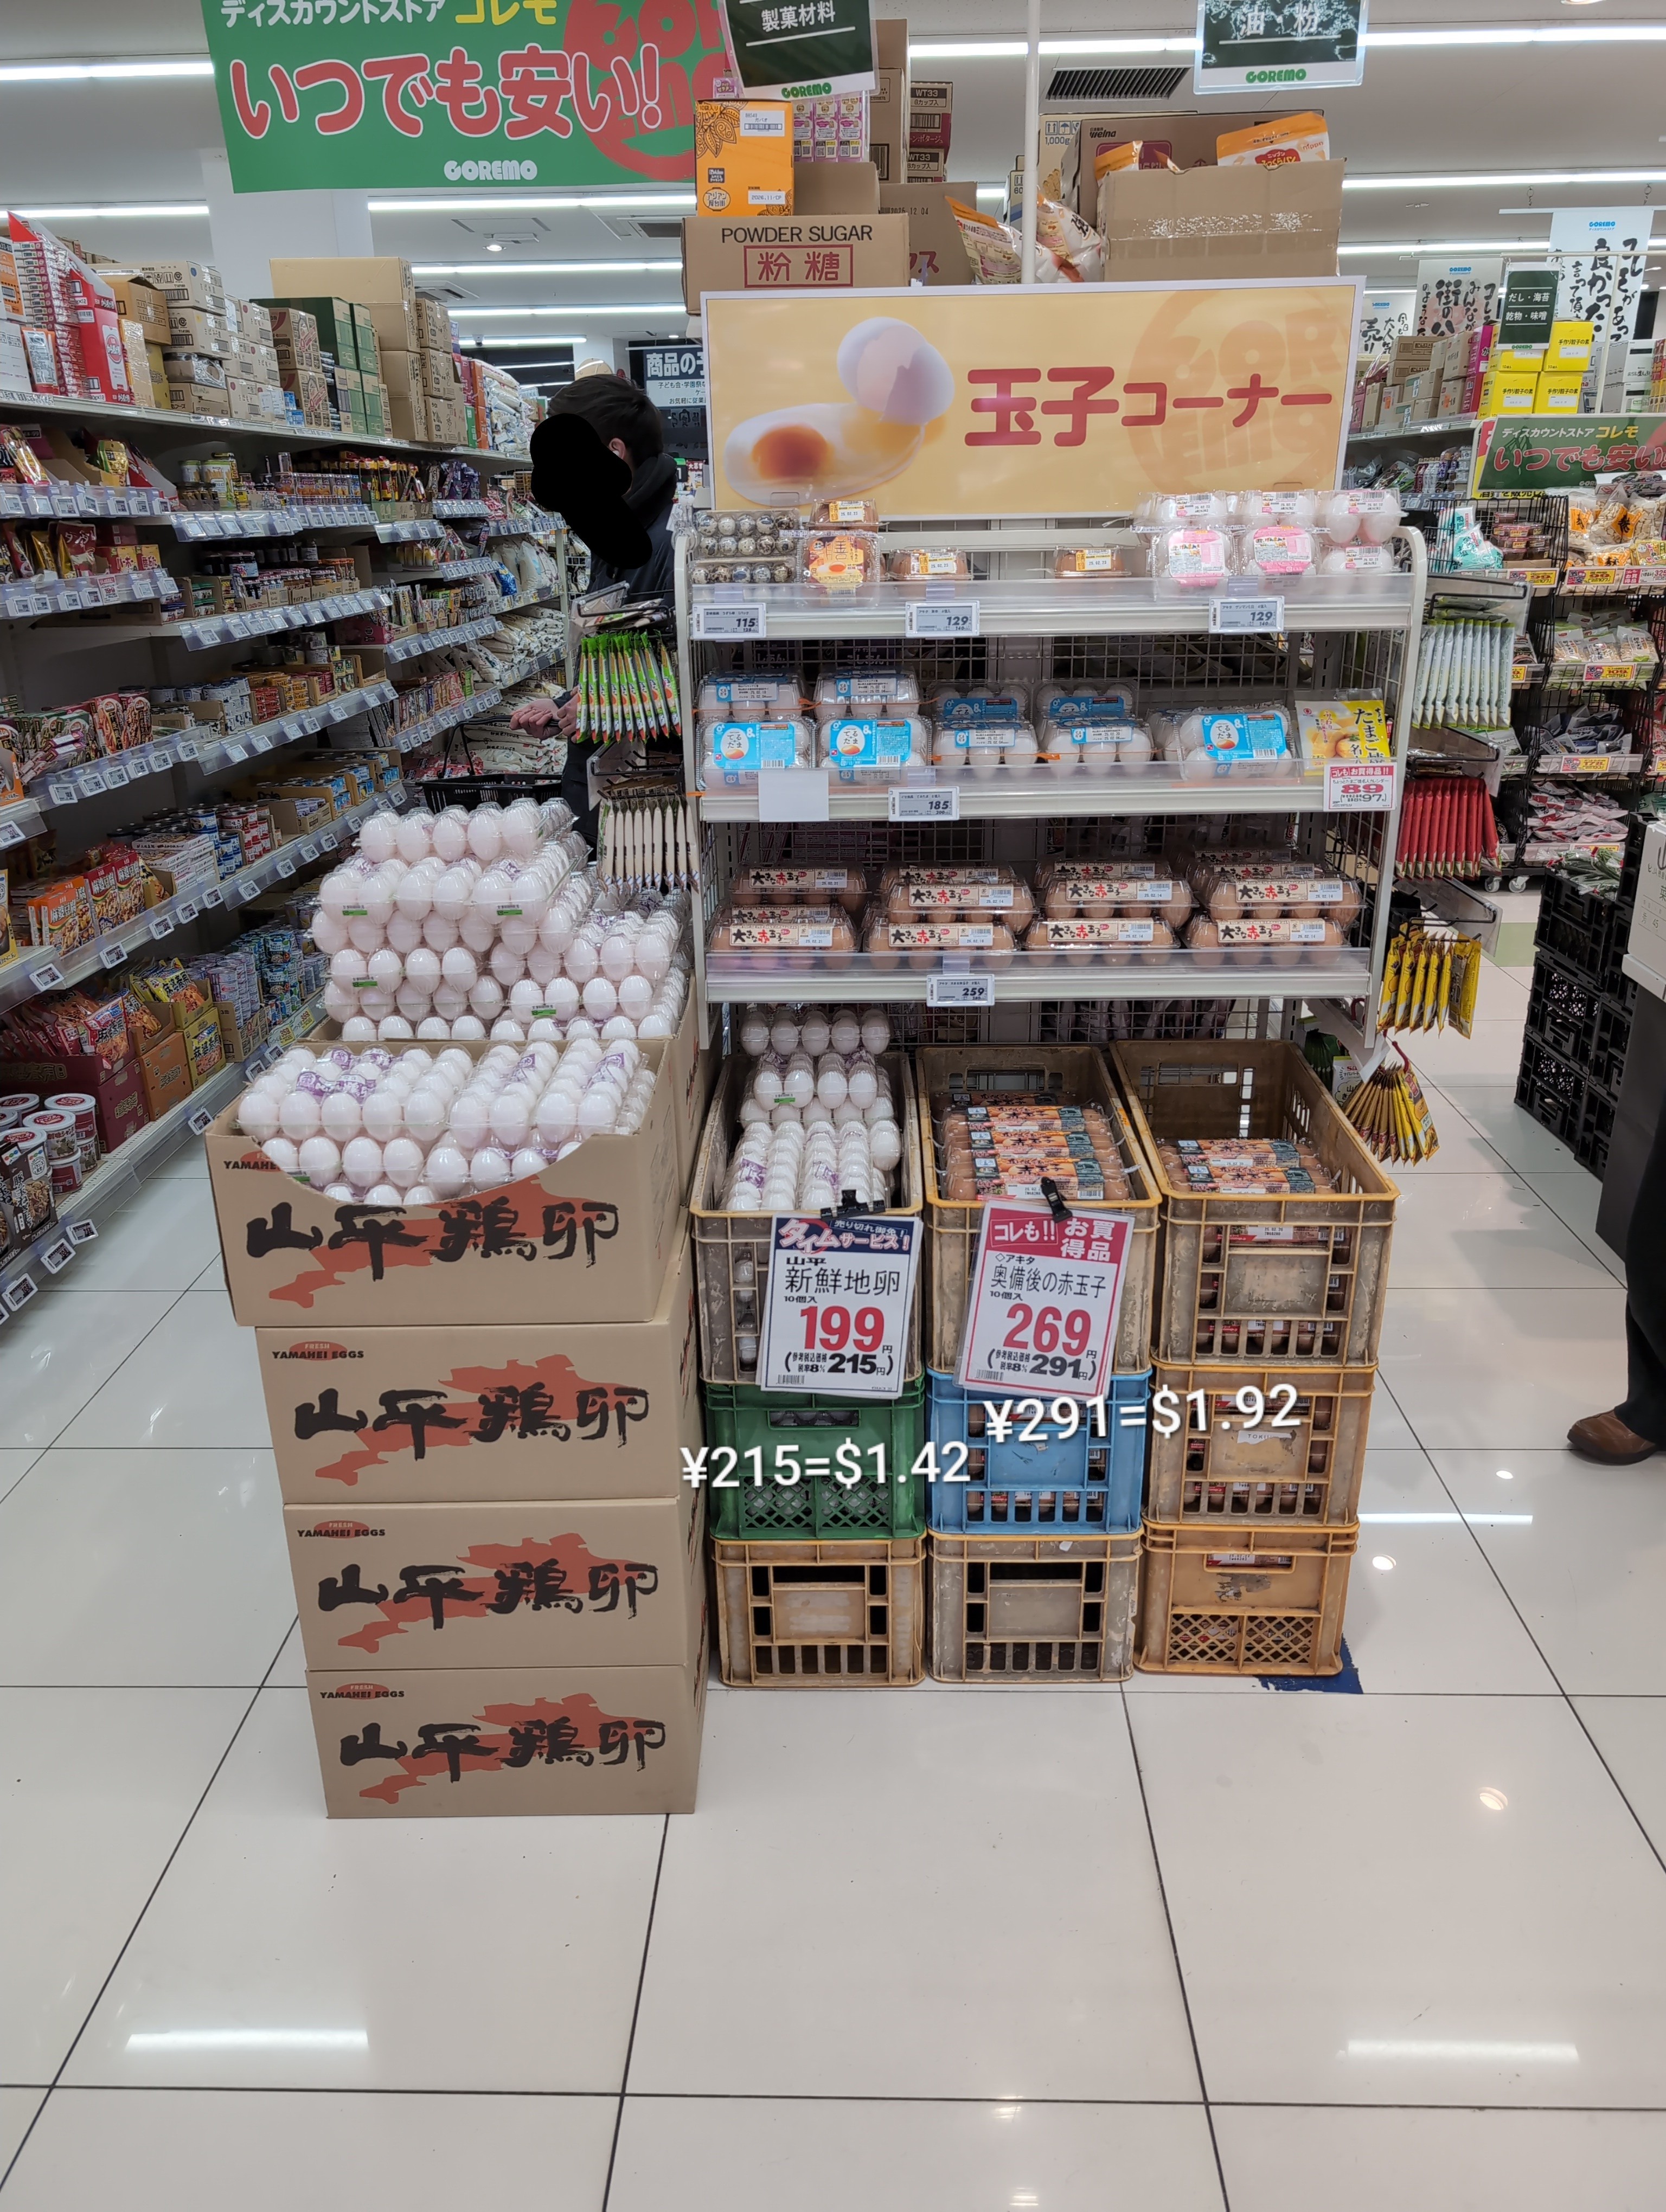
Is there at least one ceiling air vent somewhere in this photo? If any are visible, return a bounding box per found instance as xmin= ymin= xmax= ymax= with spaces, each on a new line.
xmin=601 ymin=216 xmax=686 ymax=243
xmin=1045 ymin=65 xmax=1189 ymax=101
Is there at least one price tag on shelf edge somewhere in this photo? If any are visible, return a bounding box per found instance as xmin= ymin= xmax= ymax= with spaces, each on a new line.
xmin=889 ymin=782 xmax=960 ymax=824
xmin=905 ymin=597 xmax=981 ymax=639
xmin=40 ymin=1237 xmax=74 ymax=1276
xmin=0 ymin=818 xmax=23 ymax=849
xmin=27 ymin=960 xmax=65 ymax=991
xmin=927 ymin=970 xmax=995 ymax=1009
xmin=3 ymin=1274 xmax=38 ymax=1315
xmin=1208 ymin=595 xmax=1285 ymax=635
xmin=67 ymin=1219 xmax=98 ymax=1245
xmin=187 ymin=1105 xmax=215 ymax=1135
xmin=691 ymin=600 xmax=766 ymax=641
xmin=958 ymin=1199 xmax=1132 ymax=1400
xmin=100 ymin=942 xmax=127 ymax=970
xmin=1323 ymin=758 xmax=1398 ymax=813
xmin=757 ymin=1213 xmax=922 ymax=1398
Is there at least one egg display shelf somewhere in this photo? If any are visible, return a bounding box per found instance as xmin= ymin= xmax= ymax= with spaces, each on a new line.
xmin=676 ymin=521 xmax=1427 ymax=1050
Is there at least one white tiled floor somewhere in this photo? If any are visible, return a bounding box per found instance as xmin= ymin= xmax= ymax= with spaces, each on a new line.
xmin=5 ymin=958 xmax=1666 ymax=2209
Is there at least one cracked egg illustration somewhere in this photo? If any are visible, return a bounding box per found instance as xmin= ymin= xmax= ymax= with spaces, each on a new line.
xmin=722 ymin=317 xmax=956 ymax=507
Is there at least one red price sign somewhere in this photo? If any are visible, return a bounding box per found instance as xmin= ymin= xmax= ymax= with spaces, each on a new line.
xmin=1324 ymin=759 xmax=1397 ymax=813
xmin=959 ymin=1201 xmax=1132 ymax=1398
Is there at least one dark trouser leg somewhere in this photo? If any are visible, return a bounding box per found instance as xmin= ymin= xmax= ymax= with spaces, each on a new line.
xmin=1617 ymin=1102 xmax=1666 ymax=1444
xmin=561 ymin=743 xmax=598 ymax=856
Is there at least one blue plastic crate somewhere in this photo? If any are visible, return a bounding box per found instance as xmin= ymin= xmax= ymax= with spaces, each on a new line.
xmin=927 ymin=1368 xmax=1149 ymax=1533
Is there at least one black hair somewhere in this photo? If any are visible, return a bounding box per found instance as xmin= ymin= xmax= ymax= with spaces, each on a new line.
xmin=544 ymin=374 xmax=665 ymax=464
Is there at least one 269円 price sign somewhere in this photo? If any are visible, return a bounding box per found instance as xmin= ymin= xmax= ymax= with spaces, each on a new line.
xmin=758 ymin=1213 xmax=921 ymax=1396
xmin=958 ymin=1201 xmax=1132 ymax=1399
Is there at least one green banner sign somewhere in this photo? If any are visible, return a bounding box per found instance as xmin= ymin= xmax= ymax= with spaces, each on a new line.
xmin=201 ymin=0 xmax=728 ymax=193
xmin=723 ymin=0 xmax=875 ymax=98
xmin=1473 ymin=414 xmax=1666 ymax=492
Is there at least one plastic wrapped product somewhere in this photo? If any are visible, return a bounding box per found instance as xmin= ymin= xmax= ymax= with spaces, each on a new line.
xmin=697 ymin=671 xmax=804 ymax=715
xmin=819 ymin=713 xmax=931 ymax=782
xmin=886 ymin=546 xmax=972 ymax=580
xmin=1319 ymin=541 xmax=1396 ymax=575
xmin=701 ymin=715 xmax=815 ymax=788
xmin=1232 ymin=489 xmax=1320 ymax=525
xmin=709 ymin=903 xmax=857 ymax=966
xmin=1238 ymin=522 xmax=1318 ymax=578
xmin=1024 ymin=914 xmax=1176 ymax=962
xmin=1296 ymin=697 xmax=1391 ymax=764
xmin=880 ymin=864 xmax=1035 ymax=928
xmin=729 ymin=865 xmax=868 ymax=912
xmin=815 ymin=667 xmax=922 ymax=713
xmin=930 ymin=681 xmax=1030 ymax=724
xmin=1172 ymin=704 xmax=1296 ymax=774
xmin=1040 ymin=716 xmax=1155 ymax=770
xmin=1186 ymin=913 xmax=1346 ymax=967
xmin=1136 ymin=491 xmax=1231 ymax=525
xmin=694 ymin=510 xmax=802 ymax=557
xmin=1317 ymin=488 xmax=1401 ymax=544
xmin=1193 ymin=860 xmax=1362 ymax=926
xmin=690 ymin=553 xmax=798 ymax=585
xmin=1035 ymin=680 xmax=1136 ymax=723
xmin=1054 ymin=545 xmax=1129 ymax=577
xmin=802 ymin=530 xmax=880 ymax=588
xmin=1038 ymin=862 xmax=1193 ymax=929
xmin=812 ymin=498 xmax=880 ymax=529
xmin=1148 ymin=524 xmax=1235 ymax=587
xmin=932 ymin=720 xmax=1040 ymax=777
xmin=867 ymin=916 xmax=1016 ymax=971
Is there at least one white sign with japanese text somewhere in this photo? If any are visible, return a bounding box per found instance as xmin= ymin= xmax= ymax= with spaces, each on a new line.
xmin=758 ymin=1213 xmax=922 ymax=1397
xmin=959 ymin=1201 xmax=1132 ymax=1399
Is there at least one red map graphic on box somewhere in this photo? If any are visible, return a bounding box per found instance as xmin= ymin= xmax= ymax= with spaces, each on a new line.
xmin=338 ymin=1692 xmax=668 ymax=1804
xmin=316 ymin=1527 xmax=662 ymax=1655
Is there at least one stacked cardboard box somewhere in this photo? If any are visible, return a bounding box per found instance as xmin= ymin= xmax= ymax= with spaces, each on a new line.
xmin=867 ymin=18 xmax=909 ymax=185
xmin=208 ymin=1012 xmax=715 ymax=1817
xmin=0 ymin=216 xmax=137 ymax=405
xmin=906 ymin=80 xmax=951 ymax=184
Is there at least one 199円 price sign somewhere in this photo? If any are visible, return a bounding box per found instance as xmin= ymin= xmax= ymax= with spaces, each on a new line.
xmin=958 ymin=1201 xmax=1132 ymax=1398
xmin=758 ymin=1213 xmax=921 ymax=1396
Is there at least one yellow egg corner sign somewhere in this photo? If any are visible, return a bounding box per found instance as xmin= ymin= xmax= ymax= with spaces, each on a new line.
xmin=704 ymin=279 xmax=1362 ymax=516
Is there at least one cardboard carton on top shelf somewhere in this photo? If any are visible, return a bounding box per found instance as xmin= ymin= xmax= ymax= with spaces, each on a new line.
xmin=681 ymin=213 xmax=910 ymax=312
xmin=1096 ymin=159 xmax=1344 ymax=281
xmin=867 ymin=68 xmax=907 ymax=184
xmin=270 ymin=256 xmax=415 ymax=306
xmin=1063 ymin=111 xmax=1276 ymax=220
xmin=285 ymin=1489 xmax=705 ymax=1672
xmin=792 ymin=160 xmax=880 ymax=216
xmin=880 ymin=180 xmax=979 ymax=284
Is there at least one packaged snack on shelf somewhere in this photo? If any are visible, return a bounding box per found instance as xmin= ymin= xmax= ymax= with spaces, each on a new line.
xmin=811 ymin=498 xmax=879 ymax=529
xmin=949 ymin=196 xmax=1106 ymax=285
xmin=1145 ymin=523 xmax=1235 ymax=589
xmin=1053 ymin=544 xmax=1132 ymax=578
xmin=1216 ymin=112 xmax=1330 ymax=165
xmin=931 ymin=720 xmax=1040 ymax=776
xmin=697 ymin=671 xmax=805 ymax=716
xmin=879 ymin=864 xmax=1035 ymax=928
xmin=867 ymin=915 xmax=1018 ymax=970
xmin=1296 ymin=697 xmax=1391 ymax=766
xmin=819 ymin=712 xmax=932 ymax=781
xmin=1037 ymin=716 xmax=1155 ymax=771
xmin=1238 ymin=520 xmax=1319 ymax=578
xmin=1317 ymin=488 xmax=1401 ymax=544
xmin=886 ymin=546 xmax=972 ymax=581
xmin=709 ymin=903 xmax=858 ymax=964
xmin=802 ymin=530 xmax=880 ymax=589
xmin=1035 ymin=861 xmax=1194 ymax=927
xmin=729 ymin=866 xmax=869 ymax=912
xmin=700 ymin=715 xmax=816 ymax=789
xmin=1023 ymin=914 xmax=1178 ymax=959
xmin=815 ymin=668 xmax=922 ymax=716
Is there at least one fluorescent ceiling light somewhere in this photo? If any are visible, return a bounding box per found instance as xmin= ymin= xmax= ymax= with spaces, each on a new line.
xmin=976 ymin=187 xmax=1006 ymax=203
xmin=369 ymin=194 xmax=694 ymax=214
xmin=125 ymin=2029 xmax=369 ymax=2053
xmin=475 ymin=337 xmax=585 ymax=349
xmin=1347 ymin=169 xmax=1666 ymax=191
xmin=412 ymin=261 xmax=678 ymax=276
xmin=17 ymin=203 xmax=209 ymax=220
xmin=0 ymin=57 xmax=215 ymax=81
xmin=447 ymin=304 xmax=685 ymax=318
xmin=1340 ymin=239 xmax=1550 ymax=254
xmin=911 ymin=22 xmax=1666 ymax=55
xmin=1347 ymin=2040 xmax=1579 ymax=2063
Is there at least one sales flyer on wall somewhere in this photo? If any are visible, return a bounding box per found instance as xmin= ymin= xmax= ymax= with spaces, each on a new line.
xmin=703 ymin=280 xmax=1362 ymax=518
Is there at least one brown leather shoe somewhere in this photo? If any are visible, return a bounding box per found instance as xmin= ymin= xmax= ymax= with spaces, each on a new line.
xmin=1567 ymin=1410 xmax=1661 ymax=1465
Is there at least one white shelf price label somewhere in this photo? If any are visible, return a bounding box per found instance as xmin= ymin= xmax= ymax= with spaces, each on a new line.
xmin=958 ymin=1200 xmax=1133 ymax=1399
xmin=1208 ymin=595 xmax=1285 ymax=634
xmin=46 ymin=780 xmax=78 ymax=806
xmin=100 ymin=942 xmax=128 ymax=971
xmin=176 ymin=899 xmax=201 ymax=924
xmin=27 ymin=960 xmax=65 ymax=991
xmin=927 ymin=970 xmax=995 ymax=1008
xmin=3 ymin=1274 xmax=39 ymax=1314
xmin=757 ymin=1213 xmax=922 ymax=1398
xmin=67 ymin=1219 xmax=99 ymax=1246
xmin=149 ymin=915 xmax=174 ymax=941
xmin=889 ymin=783 xmax=960 ymax=824
xmin=102 ymin=760 xmax=129 ymax=787
xmin=187 ymin=1105 xmax=215 ymax=1135
xmin=0 ymin=818 xmax=24 ymax=849
xmin=202 ymin=885 xmax=224 ymax=908
xmin=905 ymin=598 xmax=981 ymax=639
xmin=692 ymin=601 xmax=766 ymax=641
xmin=40 ymin=1237 xmax=74 ymax=1275
xmin=275 ymin=853 xmax=296 ymax=877
xmin=1324 ymin=759 xmax=1397 ymax=813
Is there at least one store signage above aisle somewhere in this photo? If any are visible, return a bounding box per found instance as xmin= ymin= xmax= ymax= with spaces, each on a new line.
xmin=720 ymin=0 xmax=876 ymax=97
xmin=704 ymin=281 xmax=1360 ymax=518
xmin=1498 ymin=269 xmax=1559 ymax=352
xmin=199 ymin=0 xmax=726 ymax=192
xmin=1194 ymin=0 xmax=1366 ymax=94
xmin=1472 ymin=415 xmax=1666 ymax=493
xmin=757 ymin=1213 xmax=922 ymax=1396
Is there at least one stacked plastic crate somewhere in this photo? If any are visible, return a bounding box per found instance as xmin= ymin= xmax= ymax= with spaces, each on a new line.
xmin=1112 ymin=1041 xmax=1397 ymax=1679
xmin=917 ymin=1047 xmax=1157 ymax=1684
xmin=690 ymin=1050 xmax=929 ymax=1686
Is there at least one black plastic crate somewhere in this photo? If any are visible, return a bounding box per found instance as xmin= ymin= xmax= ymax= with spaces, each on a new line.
xmin=1575 ymin=1084 xmax=1616 ymax=1177
xmin=1590 ymin=992 xmax=1636 ymax=1103
xmin=1534 ymin=874 xmax=1632 ymax=998
xmin=1524 ymin=957 xmax=1604 ymax=1065
xmin=1515 ymin=1032 xmax=1586 ymax=1149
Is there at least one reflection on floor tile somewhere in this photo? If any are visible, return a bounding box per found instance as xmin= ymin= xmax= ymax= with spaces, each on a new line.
xmin=630 ymin=1690 xmax=1197 ymax=2100
xmin=0 ymin=1293 xmax=175 ymax=1450
xmin=0 ymin=1449 xmax=292 ymax=1687
xmin=56 ymin=1291 xmax=269 ymax=1451
xmin=1 ymin=2088 xmax=617 ymax=2212
xmin=1214 ymin=2104 xmax=1666 ymax=2212
xmin=1433 ymin=1086 xmax=1579 ymax=1172
xmin=0 ymin=1687 xmax=249 ymax=2084
xmin=610 ymin=2097 xmax=1224 ymax=2212
xmin=64 ymin=1689 xmax=664 ymax=2093
xmin=1436 ymin=1449 xmax=1666 ymax=1695
xmin=1385 ymin=1171 xmax=1617 ymax=1289
xmin=1131 ymin=1693 xmax=1666 ymax=2106
xmin=1380 ymin=1285 xmax=1627 ymax=1450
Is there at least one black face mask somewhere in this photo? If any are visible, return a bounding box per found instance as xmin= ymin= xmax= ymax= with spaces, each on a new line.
xmin=528 ymin=411 xmax=653 ymax=571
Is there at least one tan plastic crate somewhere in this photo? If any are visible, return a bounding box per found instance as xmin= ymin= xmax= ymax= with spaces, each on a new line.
xmin=1137 ymin=1517 xmax=1357 ymax=1675
xmin=929 ymin=1528 xmax=1139 ymax=1682
xmin=689 ymin=1050 xmax=923 ymax=1387
xmin=1112 ymin=1040 xmax=1397 ymax=1364
xmin=918 ymin=1046 xmax=1159 ymax=1375
xmin=1146 ymin=1360 xmax=1375 ymax=1523
xmin=714 ymin=1537 xmax=925 ymax=1684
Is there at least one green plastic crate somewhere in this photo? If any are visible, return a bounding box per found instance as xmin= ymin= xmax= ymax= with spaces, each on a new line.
xmin=701 ymin=1379 xmax=926 ymax=1540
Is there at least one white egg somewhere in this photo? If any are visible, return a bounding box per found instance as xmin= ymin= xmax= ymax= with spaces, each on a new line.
xmin=432 ymin=809 xmax=469 ymax=863
xmin=262 ymin=1136 xmax=302 ymax=1172
xmin=395 ymin=812 xmax=433 ymax=863
xmin=296 ymin=1134 xmax=342 ymax=1188
xmin=860 ymin=1013 xmax=890 ymax=1054
xmin=466 ymin=808 xmax=503 ymax=861
xmin=341 ymin=1016 xmax=379 ymax=1043
xmin=358 ymin=812 xmax=400 ymax=864
xmin=403 ymin=1185 xmax=437 ymax=1207
xmin=451 ymin=1014 xmax=488 ymax=1040
xmin=403 ymin=1090 xmax=447 ymax=1142
xmin=381 ymin=1136 xmax=427 ymax=1189
xmin=362 ymin=1184 xmax=403 ymax=1207
xmin=425 ymin=1143 xmax=470 ymax=1197
xmin=637 ymin=1012 xmax=673 ymax=1038
xmin=831 ymin=1011 xmax=860 ymax=1054
xmin=341 ymin=1135 xmax=384 ymax=1187
xmin=471 ymin=1144 xmax=512 ymax=1188
xmin=321 ymin=1090 xmax=363 ymax=1142
xmin=310 ymin=909 xmax=349 ymax=955
xmin=237 ymin=1091 xmax=280 ymax=1141
xmin=279 ymin=1090 xmax=322 ymax=1140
